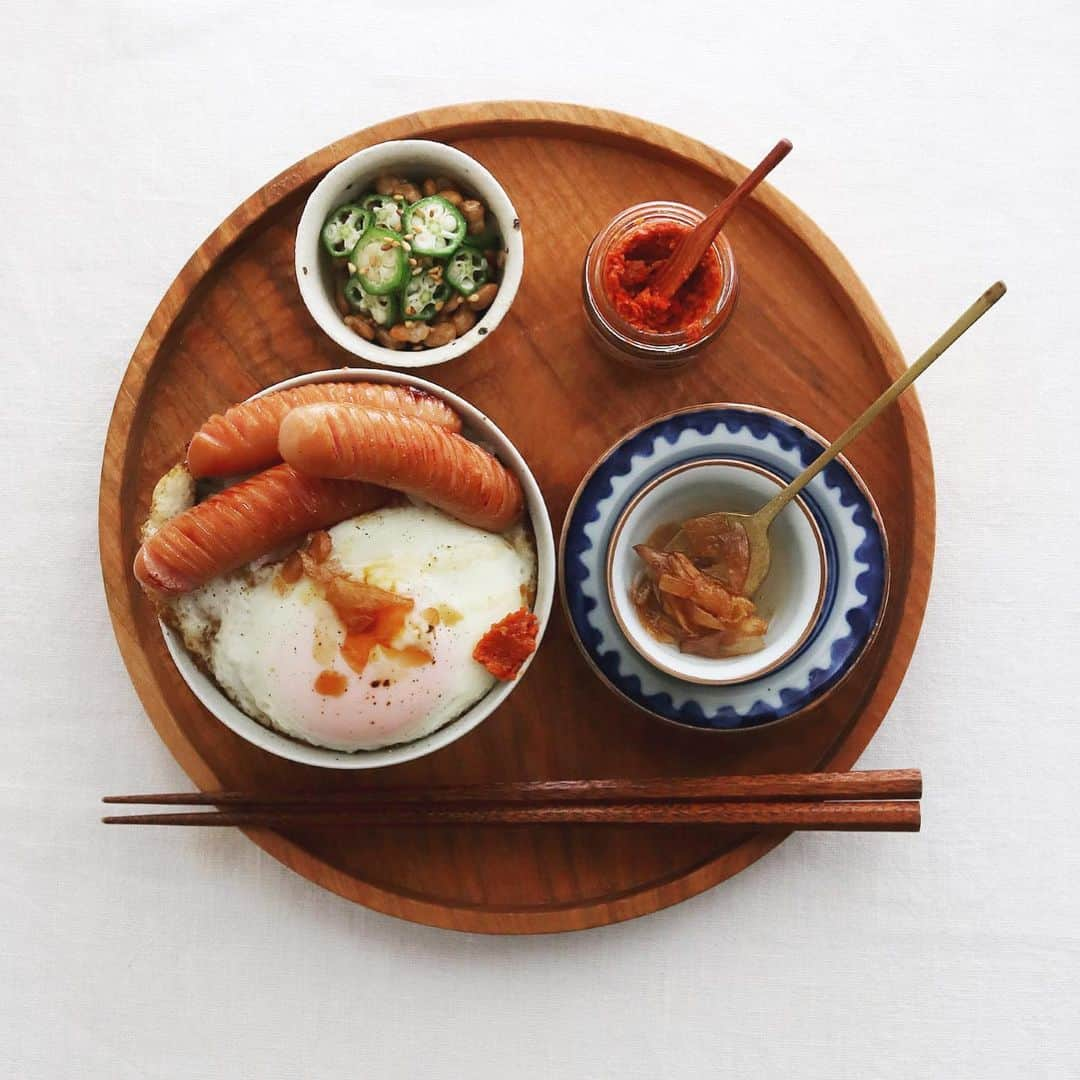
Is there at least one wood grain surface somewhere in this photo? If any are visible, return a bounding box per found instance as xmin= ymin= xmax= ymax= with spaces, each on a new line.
xmin=98 ymin=101 xmax=935 ymax=934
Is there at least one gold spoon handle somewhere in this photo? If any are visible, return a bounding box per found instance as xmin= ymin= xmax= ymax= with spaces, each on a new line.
xmin=756 ymin=280 xmax=1007 ymax=526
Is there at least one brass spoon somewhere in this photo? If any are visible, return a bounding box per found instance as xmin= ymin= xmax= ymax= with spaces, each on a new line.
xmin=675 ymin=281 xmax=1007 ymax=596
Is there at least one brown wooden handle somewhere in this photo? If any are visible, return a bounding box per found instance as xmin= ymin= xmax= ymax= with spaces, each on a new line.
xmin=103 ymin=799 xmax=920 ymax=831
xmin=103 ymin=769 xmax=922 ymax=807
xmin=652 ymin=138 xmax=793 ymax=297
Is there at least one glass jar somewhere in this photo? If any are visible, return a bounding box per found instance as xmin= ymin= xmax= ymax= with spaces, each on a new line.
xmin=582 ymin=200 xmax=739 ymax=371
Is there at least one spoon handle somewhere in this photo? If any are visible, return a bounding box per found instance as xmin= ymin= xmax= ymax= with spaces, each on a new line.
xmin=652 ymin=139 xmax=793 ymax=299
xmin=757 ymin=281 xmax=1007 ymax=526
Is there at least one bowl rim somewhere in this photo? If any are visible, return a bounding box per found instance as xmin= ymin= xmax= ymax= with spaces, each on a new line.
xmin=605 ymin=456 xmax=828 ymax=686
xmin=162 ymin=366 xmax=555 ymax=769
xmin=558 ymin=401 xmax=891 ymax=734
xmin=295 ymin=139 xmax=524 ymax=370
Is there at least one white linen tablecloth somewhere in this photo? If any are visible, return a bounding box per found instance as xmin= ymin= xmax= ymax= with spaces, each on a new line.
xmin=2 ymin=1 xmax=1077 ymax=1076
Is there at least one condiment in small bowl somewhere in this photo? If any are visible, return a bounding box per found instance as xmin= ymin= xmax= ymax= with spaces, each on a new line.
xmin=607 ymin=459 xmax=826 ymax=686
xmin=296 ymin=140 xmax=524 ymax=369
xmin=560 ymin=403 xmax=889 ymax=731
xmin=582 ymin=201 xmax=739 ymax=370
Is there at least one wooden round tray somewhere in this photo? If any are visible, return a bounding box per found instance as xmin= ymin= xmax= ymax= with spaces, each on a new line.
xmin=100 ymin=102 xmax=934 ymax=934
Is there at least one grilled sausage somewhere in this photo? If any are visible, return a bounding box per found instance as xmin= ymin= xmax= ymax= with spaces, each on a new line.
xmin=134 ymin=464 xmax=388 ymax=596
xmin=186 ymin=382 xmax=462 ymax=478
xmin=278 ymin=403 xmax=523 ymax=532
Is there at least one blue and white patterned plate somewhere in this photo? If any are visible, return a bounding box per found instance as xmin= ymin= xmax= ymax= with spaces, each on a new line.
xmin=559 ymin=404 xmax=890 ymax=731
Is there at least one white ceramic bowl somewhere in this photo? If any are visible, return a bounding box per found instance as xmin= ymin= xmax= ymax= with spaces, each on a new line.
xmin=607 ymin=459 xmax=826 ymax=686
xmin=162 ymin=368 xmax=555 ymax=769
xmin=295 ymin=140 xmax=523 ymax=369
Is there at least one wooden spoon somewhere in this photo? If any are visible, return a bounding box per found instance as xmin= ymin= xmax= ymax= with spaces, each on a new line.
xmin=650 ymin=138 xmax=793 ymax=299
xmin=674 ymin=282 xmax=1007 ymax=597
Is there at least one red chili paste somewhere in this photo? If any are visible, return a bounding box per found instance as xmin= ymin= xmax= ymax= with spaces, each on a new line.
xmin=602 ymin=220 xmax=723 ymax=340
xmin=473 ymin=608 xmax=539 ymax=681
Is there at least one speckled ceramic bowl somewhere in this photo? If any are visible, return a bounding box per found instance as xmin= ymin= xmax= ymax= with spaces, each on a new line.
xmin=295 ymin=140 xmax=523 ymax=369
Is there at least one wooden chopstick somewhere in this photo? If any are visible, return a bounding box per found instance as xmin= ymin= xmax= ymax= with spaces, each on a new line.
xmin=103 ymin=769 xmax=921 ymax=807
xmin=102 ymin=798 xmax=919 ymax=831
xmin=102 ymin=771 xmax=921 ymax=833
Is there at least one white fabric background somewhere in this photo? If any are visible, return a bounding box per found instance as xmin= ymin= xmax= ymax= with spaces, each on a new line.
xmin=2 ymin=1 xmax=1077 ymax=1076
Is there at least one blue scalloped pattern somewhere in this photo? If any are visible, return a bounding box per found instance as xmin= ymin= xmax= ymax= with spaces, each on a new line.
xmin=563 ymin=407 xmax=887 ymax=730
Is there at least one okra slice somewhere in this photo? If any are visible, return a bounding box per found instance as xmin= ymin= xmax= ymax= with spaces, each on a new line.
xmin=349 ymin=227 xmax=408 ymax=295
xmin=446 ymin=246 xmax=489 ymax=296
xmin=401 ymin=268 xmax=451 ymax=322
xmin=362 ymin=289 xmax=398 ymax=327
xmin=343 ymin=274 xmax=400 ymax=326
xmin=403 ymin=196 xmax=467 ymax=258
xmin=342 ymin=276 xmax=369 ymax=311
xmin=362 ymin=193 xmax=405 ymax=233
xmin=321 ymin=203 xmax=370 ymax=259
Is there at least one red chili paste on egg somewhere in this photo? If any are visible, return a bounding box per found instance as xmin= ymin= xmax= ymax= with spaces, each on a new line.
xmin=323 ymin=577 xmax=432 ymax=674
xmin=602 ymin=220 xmax=723 ymax=339
xmin=473 ymin=609 xmax=539 ymax=681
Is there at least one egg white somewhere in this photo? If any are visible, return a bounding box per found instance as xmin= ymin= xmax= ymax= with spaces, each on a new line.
xmin=169 ymin=503 xmax=536 ymax=752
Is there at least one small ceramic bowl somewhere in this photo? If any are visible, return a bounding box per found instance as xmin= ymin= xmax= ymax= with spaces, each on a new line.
xmin=295 ymin=140 xmax=523 ymax=369
xmin=560 ymin=404 xmax=890 ymax=731
xmin=161 ymin=368 xmax=555 ymax=769
xmin=607 ymin=459 xmax=826 ymax=686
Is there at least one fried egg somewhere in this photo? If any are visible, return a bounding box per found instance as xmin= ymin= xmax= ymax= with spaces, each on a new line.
xmin=168 ymin=503 xmax=536 ymax=751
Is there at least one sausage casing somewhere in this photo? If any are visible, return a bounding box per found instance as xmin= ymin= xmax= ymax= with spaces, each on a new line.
xmin=187 ymin=381 xmax=462 ymax=478
xmin=278 ymin=403 xmax=524 ymax=532
xmin=134 ymin=464 xmax=388 ymax=596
